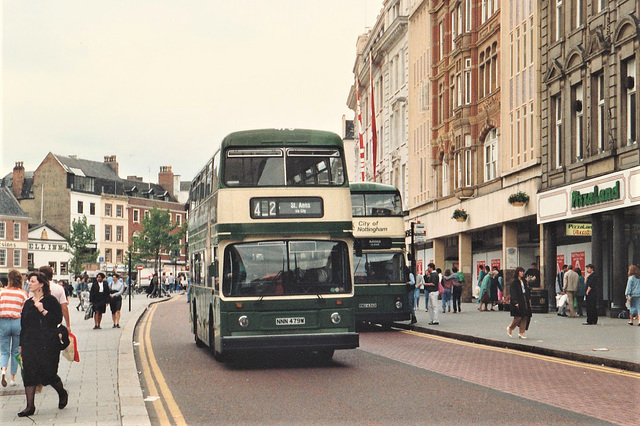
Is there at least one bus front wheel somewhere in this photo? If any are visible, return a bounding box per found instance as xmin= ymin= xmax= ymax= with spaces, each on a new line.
xmin=209 ymin=311 xmax=227 ymax=362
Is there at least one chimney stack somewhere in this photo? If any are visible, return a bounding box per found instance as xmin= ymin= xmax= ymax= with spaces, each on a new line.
xmin=104 ymin=155 xmax=119 ymax=176
xmin=12 ymin=162 xmax=25 ymax=199
xmin=158 ymin=166 xmax=174 ymax=196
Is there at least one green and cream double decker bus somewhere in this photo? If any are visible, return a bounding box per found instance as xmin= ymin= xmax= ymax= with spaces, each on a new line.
xmin=350 ymin=182 xmax=410 ymax=325
xmin=189 ymin=129 xmax=359 ymax=361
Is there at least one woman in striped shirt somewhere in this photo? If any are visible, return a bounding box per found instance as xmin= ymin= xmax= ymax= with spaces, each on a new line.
xmin=0 ymin=269 xmax=28 ymax=387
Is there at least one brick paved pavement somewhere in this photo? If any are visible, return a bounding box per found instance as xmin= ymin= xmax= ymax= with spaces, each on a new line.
xmin=360 ymin=329 xmax=639 ymax=425
xmin=405 ymin=301 xmax=640 ymax=371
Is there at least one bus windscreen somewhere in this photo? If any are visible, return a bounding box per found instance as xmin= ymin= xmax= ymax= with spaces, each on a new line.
xmin=222 ymin=240 xmax=351 ymax=297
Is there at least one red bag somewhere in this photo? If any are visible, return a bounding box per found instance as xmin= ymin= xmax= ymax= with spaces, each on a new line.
xmin=438 ymin=280 xmax=444 ymax=295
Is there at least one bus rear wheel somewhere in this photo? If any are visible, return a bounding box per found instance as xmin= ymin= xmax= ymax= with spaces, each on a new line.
xmin=194 ymin=304 xmax=205 ymax=347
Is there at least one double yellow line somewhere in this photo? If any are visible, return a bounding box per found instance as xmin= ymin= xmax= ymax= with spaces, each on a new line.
xmin=401 ymin=329 xmax=640 ymax=379
xmin=138 ymin=299 xmax=187 ymax=425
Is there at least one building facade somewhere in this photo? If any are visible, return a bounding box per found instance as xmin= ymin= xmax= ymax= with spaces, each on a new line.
xmin=347 ymin=0 xmax=410 ymax=203
xmin=538 ymin=0 xmax=640 ymax=315
xmin=2 ymin=154 xmax=188 ymax=277
xmin=0 ymin=186 xmax=30 ymax=278
xmin=356 ymin=0 xmax=543 ymax=302
xmin=28 ymin=223 xmax=72 ymax=282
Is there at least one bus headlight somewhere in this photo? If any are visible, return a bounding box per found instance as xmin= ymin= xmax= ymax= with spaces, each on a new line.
xmin=395 ymin=301 xmax=403 ymax=309
xmin=330 ymin=312 xmax=341 ymax=324
xmin=238 ymin=315 xmax=249 ymax=327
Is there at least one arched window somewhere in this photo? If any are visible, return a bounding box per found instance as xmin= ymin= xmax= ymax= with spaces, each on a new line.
xmin=484 ymin=128 xmax=498 ymax=181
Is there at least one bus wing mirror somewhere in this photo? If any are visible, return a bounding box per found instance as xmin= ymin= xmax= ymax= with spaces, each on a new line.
xmin=209 ymin=262 xmax=218 ymax=288
xmin=354 ymin=240 xmax=362 ymax=257
xmin=406 ymin=253 xmax=414 ymax=262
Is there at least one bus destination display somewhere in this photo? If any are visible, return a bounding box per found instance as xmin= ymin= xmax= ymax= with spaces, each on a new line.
xmin=251 ymin=197 xmax=323 ymax=219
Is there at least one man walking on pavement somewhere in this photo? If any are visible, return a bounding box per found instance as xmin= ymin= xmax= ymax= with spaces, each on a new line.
xmin=424 ymin=263 xmax=439 ymax=325
xmin=562 ymin=265 xmax=579 ymax=317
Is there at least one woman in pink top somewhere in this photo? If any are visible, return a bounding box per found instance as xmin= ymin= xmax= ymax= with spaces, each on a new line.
xmin=0 ymin=270 xmax=29 ymax=387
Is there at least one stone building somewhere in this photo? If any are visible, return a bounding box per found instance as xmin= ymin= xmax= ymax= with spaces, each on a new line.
xmin=0 ymin=186 xmax=30 ymax=277
xmin=402 ymin=0 xmax=541 ymax=300
xmin=2 ymin=154 xmax=188 ymax=275
xmin=538 ymin=0 xmax=640 ymax=315
xmin=347 ymin=0 xmax=410 ymax=202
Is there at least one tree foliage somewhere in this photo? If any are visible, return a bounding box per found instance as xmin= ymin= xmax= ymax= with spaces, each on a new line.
xmin=131 ymin=207 xmax=186 ymax=273
xmin=65 ymin=216 xmax=98 ymax=277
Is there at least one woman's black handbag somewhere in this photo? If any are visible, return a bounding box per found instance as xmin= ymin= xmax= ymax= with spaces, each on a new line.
xmin=57 ymin=324 xmax=70 ymax=350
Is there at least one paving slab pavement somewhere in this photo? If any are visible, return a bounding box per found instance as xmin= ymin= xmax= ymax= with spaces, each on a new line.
xmin=0 ymin=292 xmax=158 ymax=425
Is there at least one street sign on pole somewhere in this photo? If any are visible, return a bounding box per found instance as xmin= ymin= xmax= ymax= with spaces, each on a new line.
xmin=136 ymin=264 xmax=144 ymax=271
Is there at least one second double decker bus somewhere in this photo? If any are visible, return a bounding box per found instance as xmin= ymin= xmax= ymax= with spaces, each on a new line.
xmin=189 ymin=129 xmax=358 ymax=361
xmin=350 ymin=182 xmax=410 ymax=325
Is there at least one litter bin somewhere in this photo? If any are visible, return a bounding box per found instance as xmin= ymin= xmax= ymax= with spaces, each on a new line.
xmin=529 ymin=289 xmax=548 ymax=313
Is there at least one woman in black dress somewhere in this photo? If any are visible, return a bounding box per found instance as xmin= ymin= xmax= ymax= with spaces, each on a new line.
xmin=18 ymin=272 xmax=68 ymax=417
xmin=89 ymin=272 xmax=109 ymax=329
xmin=506 ymin=266 xmax=532 ymax=339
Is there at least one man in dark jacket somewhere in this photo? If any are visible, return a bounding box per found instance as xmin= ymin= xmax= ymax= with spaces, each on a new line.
xmin=583 ymin=264 xmax=598 ymax=325
xmin=424 ymin=263 xmax=440 ymax=325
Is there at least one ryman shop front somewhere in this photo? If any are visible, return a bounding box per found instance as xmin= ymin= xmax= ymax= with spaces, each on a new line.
xmin=538 ymin=165 xmax=640 ymax=317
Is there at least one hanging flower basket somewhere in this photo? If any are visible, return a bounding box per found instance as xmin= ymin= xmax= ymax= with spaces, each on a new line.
xmin=452 ymin=208 xmax=468 ymax=222
xmin=508 ymin=191 xmax=530 ymax=206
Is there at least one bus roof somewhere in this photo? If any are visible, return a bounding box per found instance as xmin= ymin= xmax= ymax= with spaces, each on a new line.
xmin=350 ymin=182 xmax=400 ymax=194
xmin=220 ymin=129 xmax=344 ymax=149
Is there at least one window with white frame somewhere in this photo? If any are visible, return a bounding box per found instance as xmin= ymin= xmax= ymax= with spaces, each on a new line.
xmin=597 ymin=74 xmax=605 ymax=152
xmin=0 ymin=248 xmax=6 ymax=266
xmin=455 ymin=152 xmax=462 ymax=189
xmin=573 ymin=83 xmax=584 ymax=160
xmin=596 ymin=0 xmax=605 ymax=14
xmin=439 ymin=22 xmax=444 ymax=61
xmin=105 ymin=204 xmax=112 ymax=217
xmin=133 ymin=209 xmax=140 ymax=223
xmin=554 ymin=95 xmax=563 ymax=168
xmin=116 ymin=226 xmax=123 ymax=242
xmin=451 ymin=12 xmax=456 ymax=51
xmin=484 ymin=129 xmax=497 ymax=181
xmin=464 ymin=149 xmax=472 ymax=187
xmin=456 ymin=73 xmax=462 ymax=107
xmin=14 ymin=249 xmax=21 ymax=267
xmin=555 ymin=0 xmax=563 ymax=41
xmin=575 ymin=0 xmax=583 ymax=28
xmin=105 ymin=225 xmax=112 ymax=242
xmin=116 ymin=205 xmax=123 ymax=218
xmin=0 ymin=222 xmax=5 ymax=239
xmin=625 ymin=59 xmax=637 ymax=146
xmin=116 ymin=249 xmax=123 ymax=263
xmin=442 ymin=160 xmax=449 ymax=197
xmin=14 ymin=223 xmax=20 ymax=240
xmin=144 ymin=210 xmax=150 ymax=219
xmin=464 ymin=59 xmax=472 ymax=104
xmin=105 ymin=249 xmax=112 ymax=263
xmin=465 ymin=0 xmax=471 ymax=32
xmin=61 ymin=262 xmax=68 ymax=275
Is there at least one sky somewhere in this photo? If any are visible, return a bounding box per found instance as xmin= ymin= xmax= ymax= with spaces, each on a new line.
xmin=1 ymin=0 xmax=382 ymax=183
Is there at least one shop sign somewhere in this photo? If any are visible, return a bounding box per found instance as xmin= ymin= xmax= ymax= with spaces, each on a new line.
xmin=566 ymin=223 xmax=592 ymax=236
xmin=571 ymin=181 xmax=621 ymax=209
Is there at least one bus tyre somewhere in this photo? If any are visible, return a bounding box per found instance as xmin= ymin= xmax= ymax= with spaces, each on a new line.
xmin=194 ymin=304 xmax=205 ymax=348
xmin=316 ymin=349 xmax=334 ymax=362
xmin=210 ymin=311 xmax=227 ymax=362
